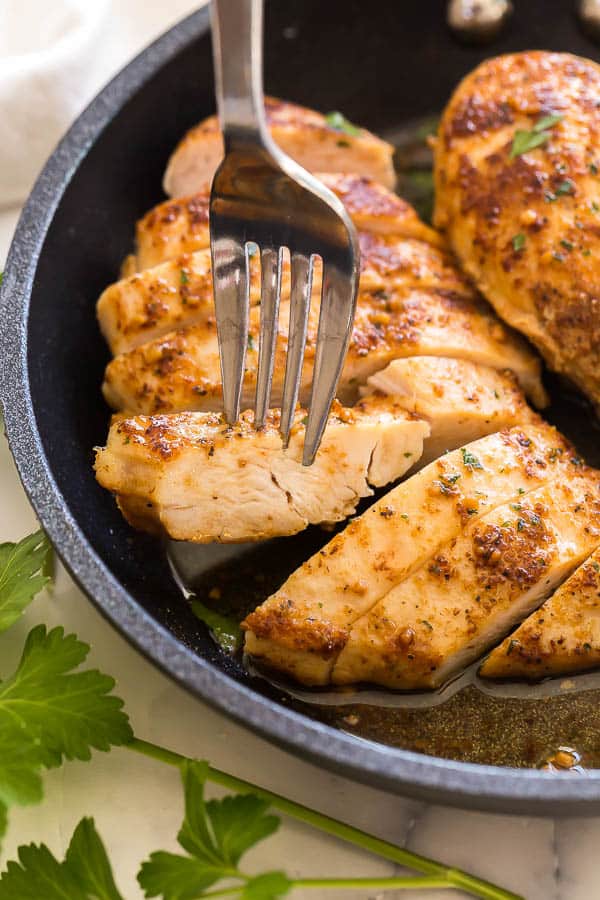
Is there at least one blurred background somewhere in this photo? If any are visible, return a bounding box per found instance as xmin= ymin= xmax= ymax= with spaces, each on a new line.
xmin=0 ymin=0 xmax=204 ymax=260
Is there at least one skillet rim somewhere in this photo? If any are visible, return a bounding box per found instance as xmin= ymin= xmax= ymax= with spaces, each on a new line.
xmin=0 ymin=6 xmax=598 ymax=815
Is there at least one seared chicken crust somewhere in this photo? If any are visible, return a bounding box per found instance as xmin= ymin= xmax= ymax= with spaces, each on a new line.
xmin=435 ymin=51 xmax=600 ymax=408
xmin=163 ymin=97 xmax=396 ymax=198
xmin=95 ymin=397 xmax=428 ymax=542
xmin=334 ymin=467 xmax=600 ymax=688
xmin=132 ymin=174 xmax=443 ymax=273
xmin=102 ymin=175 xmax=450 ymax=356
xmin=102 ymin=283 xmax=544 ymax=415
xmin=243 ymin=424 xmax=577 ymax=685
xmin=481 ymin=547 xmax=600 ymax=680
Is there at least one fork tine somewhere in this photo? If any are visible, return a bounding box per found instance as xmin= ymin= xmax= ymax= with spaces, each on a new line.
xmin=211 ymin=236 xmax=250 ymax=423
xmin=280 ymin=251 xmax=313 ymax=446
xmin=254 ymin=246 xmax=283 ymax=428
xmin=302 ymin=262 xmax=358 ymax=466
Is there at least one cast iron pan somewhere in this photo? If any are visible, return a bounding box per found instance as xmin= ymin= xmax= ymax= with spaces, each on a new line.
xmin=2 ymin=0 xmax=600 ymax=814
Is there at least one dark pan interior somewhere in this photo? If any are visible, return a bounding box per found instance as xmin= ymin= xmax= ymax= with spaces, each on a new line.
xmin=8 ymin=0 xmax=600 ymax=811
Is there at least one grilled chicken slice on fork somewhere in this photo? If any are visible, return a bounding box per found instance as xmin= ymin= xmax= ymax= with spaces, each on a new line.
xmin=209 ymin=0 xmax=360 ymax=464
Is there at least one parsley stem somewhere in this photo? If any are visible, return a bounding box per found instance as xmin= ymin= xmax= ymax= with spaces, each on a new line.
xmin=128 ymin=738 xmax=522 ymax=900
xmin=293 ymin=876 xmax=451 ymax=889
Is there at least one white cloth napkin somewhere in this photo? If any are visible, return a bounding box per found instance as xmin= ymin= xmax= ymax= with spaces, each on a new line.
xmin=0 ymin=0 xmax=203 ymax=257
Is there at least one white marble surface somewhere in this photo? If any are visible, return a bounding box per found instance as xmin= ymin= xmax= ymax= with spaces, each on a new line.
xmin=1 ymin=6 xmax=599 ymax=898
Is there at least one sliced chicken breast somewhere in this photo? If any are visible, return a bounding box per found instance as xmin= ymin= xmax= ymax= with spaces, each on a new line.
xmin=364 ymin=357 xmax=537 ymax=464
xmin=163 ymin=98 xmax=396 ymax=198
xmin=103 ymin=284 xmax=545 ymax=415
xmin=94 ymin=396 xmax=429 ymax=543
xmin=481 ymin=547 xmax=600 ymax=680
xmin=334 ymin=467 xmax=600 ymax=689
xmin=101 ymin=233 xmax=470 ymax=359
xmin=242 ymin=424 xmax=576 ymax=685
xmin=434 ymin=51 xmax=600 ymax=408
xmin=102 ymin=179 xmax=457 ymax=356
xmin=98 ymin=249 xmax=266 ymax=356
xmin=133 ymin=175 xmax=443 ymax=273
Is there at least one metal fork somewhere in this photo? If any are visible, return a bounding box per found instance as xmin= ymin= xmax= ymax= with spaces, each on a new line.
xmin=209 ymin=0 xmax=360 ymax=465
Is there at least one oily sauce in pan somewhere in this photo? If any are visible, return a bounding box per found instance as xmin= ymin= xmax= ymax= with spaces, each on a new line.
xmin=170 ymin=119 xmax=600 ymax=771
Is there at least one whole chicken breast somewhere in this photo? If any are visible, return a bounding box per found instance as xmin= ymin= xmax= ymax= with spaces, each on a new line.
xmin=434 ymin=51 xmax=600 ymax=407
xmin=481 ymin=547 xmax=600 ymax=680
xmin=163 ymin=98 xmax=396 ymax=198
xmin=94 ymin=396 xmax=428 ymax=543
xmin=243 ymin=424 xmax=576 ymax=685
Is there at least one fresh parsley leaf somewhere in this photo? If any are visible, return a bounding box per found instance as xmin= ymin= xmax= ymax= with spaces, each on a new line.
xmin=241 ymin=872 xmax=291 ymax=899
xmin=510 ymin=113 xmax=563 ymax=158
xmin=510 ymin=128 xmax=551 ymax=158
xmin=205 ymin=794 xmax=280 ymax=867
xmin=191 ymin=601 xmax=242 ymax=653
xmin=461 ymin=447 xmax=483 ymax=470
xmin=138 ymin=852 xmax=227 ymax=899
xmin=139 ymin=761 xmax=281 ymax=899
xmin=0 ymin=272 xmax=3 ymax=286
xmin=533 ymin=113 xmax=564 ymax=132
xmin=0 ymin=530 xmax=51 ymax=633
xmin=0 ymin=626 xmax=132 ymax=833
xmin=0 ymin=819 xmax=124 ymax=900
xmin=0 ymin=625 xmax=132 ymax=763
xmin=0 ymin=842 xmax=87 ymax=900
xmin=324 ymin=111 xmax=360 ymax=136
xmin=65 ymin=818 xmax=125 ymax=900
xmin=512 ymin=233 xmax=526 ymax=252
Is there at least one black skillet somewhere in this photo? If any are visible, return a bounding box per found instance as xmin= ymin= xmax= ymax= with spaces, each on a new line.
xmin=2 ymin=0 xmax=600 ymax=815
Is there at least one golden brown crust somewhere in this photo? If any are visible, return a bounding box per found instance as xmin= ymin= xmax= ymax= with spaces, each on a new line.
xmin=102 ymin=282 xmax=543 ymax=415
xmin=132 ymin=174 xmax=443 ymax=273
xmin=435 ymin=51 xmax=600 ymax=406
xmin=481 ymin=547 xmax=600 ymax=679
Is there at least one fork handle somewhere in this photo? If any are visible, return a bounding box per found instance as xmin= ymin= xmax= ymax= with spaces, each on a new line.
xmin=210 ymin=0 xmax=269 ymax=148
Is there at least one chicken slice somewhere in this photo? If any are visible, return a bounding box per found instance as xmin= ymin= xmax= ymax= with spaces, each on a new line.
xmin=94 ymin=396 xmax=429 ymax=543
xmin=103 ymin=285 xmax=545 ymax=415
xmin=242 ymin=424 xmax=576 ymax=685
xmin=334 ymin=468 xmax=600 ymax=689
xmin=163 ymin=97 xmax=395 ymax=198
xmin=480 ymin=547 xmax=600 ymax=680
xmin=434 ymin=51 xmax=600 ymax=408
xmin=364 ymin=357 xmax=537 ymax=465
xmin=98 ymin=250 xmax=266 ymax=356
xmin=102 ymin=179 xmax=456 ymax=355
xmin=100 ymin=229 xmax=469 ymax=358
xmin=132 ymin=175 xmax=443 ymax=272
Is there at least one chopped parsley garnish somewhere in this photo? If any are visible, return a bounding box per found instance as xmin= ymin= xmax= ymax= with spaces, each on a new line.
xmin=421 ymin=620 xmax=433 ymax=631
xmin=324 ymin=111 xmax=361 ymax=136
xmin=555 ymin=180 xmax=574 ymax=196
xmin=512 ymin=233 xmax=526 ymax=252
xmin=247 ymin=333 xmax=255 ymax=351
xmin=180 ymin=269 xmax=189 ymax=284
xmin=590 ymin=163 xmax=599 ymax=175
xmin=560 ymin=239 xmax=574 ymax=251
xmin=461 ymin=447 xmax=483 ymax=470
xmin=191 ymin=600 xmax=242 ymax=653
xmin=510 ymin=113 xmax=563 ymax=158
